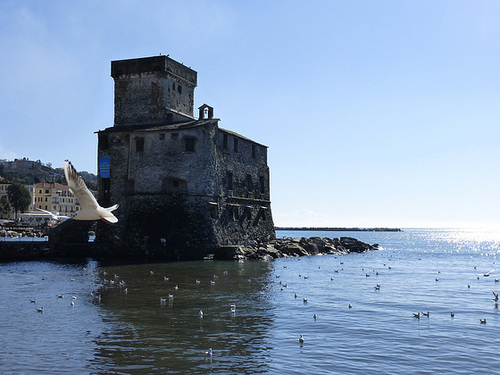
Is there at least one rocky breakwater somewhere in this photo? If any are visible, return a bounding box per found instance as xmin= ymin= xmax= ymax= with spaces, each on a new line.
xmin=0 ymin=227 xmax=47 ymax=239
xmin=213 ymin=236 xmax=379 ymax=261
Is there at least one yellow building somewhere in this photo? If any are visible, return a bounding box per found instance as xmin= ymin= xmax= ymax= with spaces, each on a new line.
xmin=33 ymin=182 xmax=80 ymax=216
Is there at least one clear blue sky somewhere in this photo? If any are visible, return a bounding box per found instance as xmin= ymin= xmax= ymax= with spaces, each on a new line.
xmin=1 ymin=1 xmax=499 ymax=228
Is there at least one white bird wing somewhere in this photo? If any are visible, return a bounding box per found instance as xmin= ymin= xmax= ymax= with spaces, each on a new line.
xmin=36 ymin=208 xmax=56 ymax=218
xmin=64 ymin=161 xmax=99 ymax=210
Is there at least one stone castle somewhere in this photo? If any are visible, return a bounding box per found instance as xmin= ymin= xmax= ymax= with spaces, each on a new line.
xmin=95 ymin=55 xmax=275 ymax=260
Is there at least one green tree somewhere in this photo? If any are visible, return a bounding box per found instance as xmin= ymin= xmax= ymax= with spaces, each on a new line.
xmin=7 ymin=183 xmax=31 ymax=220
xmin=0 ymin=195 xmax=11 ymax=218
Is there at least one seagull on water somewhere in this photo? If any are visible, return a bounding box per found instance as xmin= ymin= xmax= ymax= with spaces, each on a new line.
xmin=64 ymin=161 xmax=119 ymax=223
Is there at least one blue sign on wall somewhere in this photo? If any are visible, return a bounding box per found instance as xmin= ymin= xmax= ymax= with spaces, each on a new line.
xmin=100 ymin=156 xmax=110 ymax=178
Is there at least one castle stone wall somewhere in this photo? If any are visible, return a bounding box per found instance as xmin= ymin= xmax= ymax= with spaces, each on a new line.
xmin=96 ymin=55 xmax=274 ymax=260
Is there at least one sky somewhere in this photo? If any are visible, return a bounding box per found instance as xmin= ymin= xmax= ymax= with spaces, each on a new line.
xmin=1 ymin=1 xmax=499 ymax=229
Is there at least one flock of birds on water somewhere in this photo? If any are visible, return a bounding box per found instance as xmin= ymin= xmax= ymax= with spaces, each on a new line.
xmin=276 ymin=259 xmax=500 ymax=347
xmin=26 ymin=252 xmax=499 ymax=359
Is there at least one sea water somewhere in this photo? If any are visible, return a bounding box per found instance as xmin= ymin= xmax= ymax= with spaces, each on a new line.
xmin=1 ymin=228 xmax=499 ymax=374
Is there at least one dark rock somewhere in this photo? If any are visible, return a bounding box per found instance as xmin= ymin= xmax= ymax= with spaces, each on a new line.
xmin=214 ymin=245 xmax=246 ymax=260
xmin=339 ymin=237 xmax=376 ymax=253
xmin=280 ymin=244 xmax=308 ymax=257
xmin=304 ymin=243 xmax=319 ymax=255
xmin=209 ymin=236 xmax=378 ymax=260
xmin=257 ymin=245 xmax=282 ymax=259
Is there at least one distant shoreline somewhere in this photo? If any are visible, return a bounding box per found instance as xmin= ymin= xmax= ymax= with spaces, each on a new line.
xmin=275 ymin=227 xmax=402 ymax=232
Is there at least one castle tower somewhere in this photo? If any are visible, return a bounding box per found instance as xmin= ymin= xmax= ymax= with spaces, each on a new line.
xmin=111 ymin=55 xmax=197 ymax=126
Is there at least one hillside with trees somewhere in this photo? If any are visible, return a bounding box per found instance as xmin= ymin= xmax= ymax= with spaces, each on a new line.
xmin=0 ymin=158 xmax=97 ymax=190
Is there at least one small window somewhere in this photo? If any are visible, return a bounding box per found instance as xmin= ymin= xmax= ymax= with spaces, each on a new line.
xmin=162 ymin=178 xmax=187 ymax=191
xmin=99 ymin=133 xmax=109 ymax=150
xmin=245 ymin=207 xmax=252 ymax=222
xmin=178 ymin=85 xmax=182 ymax=94
xmin=259 ymin=208 xmax=267 ymax=222
xmin=102 ymin=178 xmax=111 ymax=203
xmin=126 ymin=178 xmax=135 ymax=194
xmin=223 ymin=133 xmax=228 ymax=149
xmin=231 ymin=207 xmax=239 ymax=221
xmin=136 ymin=138 xmax=144 ymax=152
xmin=184 ymin=137 xmax=196 ymax=152
xmin=159 ymin=134 xmax=165 ymax=140
xmin=260 ymin=175 xmax=265 ymax=193
xmin=171 ymin=133 xmax=179 ymax=140
xmin=246 ymin=174 xmax=252 ymax=191
xmin=227 ymin=171 xmax=233 ymax=191
xmin=234 ymin=137 xmax=239 ymax=153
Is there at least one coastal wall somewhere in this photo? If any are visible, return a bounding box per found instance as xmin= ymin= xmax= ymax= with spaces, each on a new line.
xmin=0 ymin=234 xmax=377 ymax=262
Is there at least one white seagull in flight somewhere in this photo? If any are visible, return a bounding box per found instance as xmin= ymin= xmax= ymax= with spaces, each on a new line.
xmin=64 ymin=161 xmax=119 ymax=223
xmin=36 ymin=208 xmax=71 ymax=222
